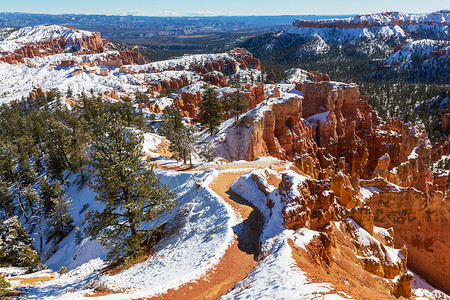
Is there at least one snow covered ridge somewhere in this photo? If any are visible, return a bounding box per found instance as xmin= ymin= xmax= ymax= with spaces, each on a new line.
xmin=292 ymin=11 xmax=450 ymax=28
xmin=0 ymin=24 xmax=261 ymax=104
xmin=284 ymin=11 xmax=449 ymax=41
xmin=383 ymin=39 xmax=450 ymax=67
xmin=0 ymin=25 xmax=97 ymax=53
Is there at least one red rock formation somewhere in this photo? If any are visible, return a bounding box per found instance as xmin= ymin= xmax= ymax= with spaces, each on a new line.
xmin=146 ymin=76 xmax=190 ymax=96
xmin=202 ymin=73 xmax=228 ymax=87
xmin=272 ymin=85 xmax=281 ymax=98
xmin=29 ymin=87 xmax=45 ymax=99
xmin=248 ymin=168 xmax=411 ymax=290
xmin=244 ymin=96 xmax=317 ymax=161
xmin=59 ymin=60 xmax=77 ymax=67
xmin=220 ymin=77 xmax=448 ymax=291
xmin=292 ymin=12 xmax=450 ymax=29
xmin=14 ymin=32 xmax=104 ymax=59
xmin=279 ymin=171 xmax=335 ymax=231
xmin=443 ymin=108 xmax=450 ymax=134
xmin=228 ymin=48 xmax=261 ymax=71
xmin=431 ymin=136 xmax=450 ymax=162
xmin=361 ymin=177 xmax=450 ymax=294
xmin=243 ymin=84 xmax=265 ymax=109
xmin=178 ymin=91 xmax=202 ymax=119
xmin=0 ymin=29 xmax=148 ymax=68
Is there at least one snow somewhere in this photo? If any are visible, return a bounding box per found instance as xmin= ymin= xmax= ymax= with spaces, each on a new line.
xmin=220 ymin=237 xmax=349 ymax=300
xmin=95 ymin=170 xmax=236 ymax=298
xmin=285 ymin=68 xmax=310 ymax=83
xmin=306 ymin=111 xmax=330 ymax=124
xmin=341 ymin=218 xmax=404 ymax=266
xmin=408 ymin=148 xmax=419 ymax=160
xmin=141 ymin=132 xmax=165 ymax=155
xmin=228 ymin=169 xmax=352 ymax=299
xmin=19 ymin=169 xmax=237 ymax=299
xmin=289 ymin=11 xmax=449 ymax=38
xmin=0 ymin=25 xmax=95 ymax=53
xmin=410 ymin=269 xmax=450 ymax=299
xmin=0 ymin=266 xmax=26 ymax=277
xmin=384 ymin=39 xmax=450 ymax=69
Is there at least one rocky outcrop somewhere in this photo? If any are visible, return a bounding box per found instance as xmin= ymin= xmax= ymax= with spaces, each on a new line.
xmin=361 ymin=177 xmax=450 ymax=294
xmin=243 ymin=84 xmax=265 ymax=109
xmin=219 ymin=77 xmax=448 ymax=292
xmin=279 ymin=171 xmax=335 ymax=231
xmin=202 ymin=73 xmax=228 ymax=87
xmin=177 ymin=91 xmax=202 ymax=119
xmin=4 ymin=32 xmax=105 ymax=62
xmin=392 ymin=271 xmax=414 ymax=298
xmin=228 ymin=48 xmax=261 ymax=71
xmin=291 ymin=11 xmax=450 ymax=29
xmin=245 ymin=96 xmax=317 ymax=161
xmin=239 ymin=168 xmax=413 ymax=296
xmin=146 ymin=76 xmax=190 ymax=96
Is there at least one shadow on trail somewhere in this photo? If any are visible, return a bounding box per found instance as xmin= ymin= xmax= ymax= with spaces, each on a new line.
xmin=227 ymin=190 xmax=264 ymax=261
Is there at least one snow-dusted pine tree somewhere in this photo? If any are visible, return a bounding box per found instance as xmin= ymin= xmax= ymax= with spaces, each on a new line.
xmin=85 ymin=113 xmax=176 ymax=260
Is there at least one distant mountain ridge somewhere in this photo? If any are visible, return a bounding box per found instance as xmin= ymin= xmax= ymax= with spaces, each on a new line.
xmin=284 ymin=11 xmax=449 ymax=41
xmin=242 ymin=10 xmax=449 ymax=83
xmin=0 ymin=12 xmax=353 ymax=28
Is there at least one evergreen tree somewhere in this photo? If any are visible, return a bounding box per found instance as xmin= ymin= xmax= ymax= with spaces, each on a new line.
xmin=199 ymin=85 xmax=223 ymax=135
xmin=169 ymin=125 xmax=198 ymax=165
xmin=39 ymin=177 xmax=57 ymax=213
xmin=0 ymin=273 xmax=10 ymax=296
xmin=85 ymin=113 xmax=176 ymax=260
xmin=0 ymin=179 xmax=13 ymax=218
xmin=0 ymin=216 xmax=39 ymax=267
xmin=222 ymin=90 xmax=248 ymax=123
xmin=135 ymin=91 xmax=150 ymax=128
xmin=46 ymin=182 xmax=74 ymax=243
xmin=159 ymin=107 xmax=184 ymax=141
xmin=199 ymin=140 xmax=217 ymax=162
xmin=45 ymin=117 xmax=73 ymax=181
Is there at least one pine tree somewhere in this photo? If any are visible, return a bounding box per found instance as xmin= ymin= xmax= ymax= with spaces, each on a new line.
xmin=135 ymin=91 xmax=150 ymax=128
xmin=159 ymin=107 xmax=184 ymax=141
xmin=169 ymin=125 xmax=198 ymax=165
xmin=222 ymin=90 xmax=248 ymax=123
xmin=45 ymin=117 xmax=73 ymax=181
xmin=0 ymin=216 xmax=40 ymax=267
xmin=85 ymin=113 xmax=176 ymax=260
xmin=0 ymin=273 xmax=10 ymax=296
xmin=199 ymin=85 xmax=223 ymax=135
xmin=46 ymin=182 xmax=74 ymax=243
xmin=199 ymin=140 xmax=217 ymax=162
xmin=0 ymin=179 xmax=13 ymax=217
xmin=39 ymin=177 xmax=58 ymax=213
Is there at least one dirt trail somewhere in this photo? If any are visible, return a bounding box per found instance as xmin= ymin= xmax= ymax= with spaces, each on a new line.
xmin=147 ymin=170 xmax=263 ymax=300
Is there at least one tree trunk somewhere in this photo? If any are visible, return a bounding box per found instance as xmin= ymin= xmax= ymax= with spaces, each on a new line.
xmin=39 ymin=196 xmax=43 ymax=253
xmin=57 ymin=144 xmax=72 ymax=170
xmin=16 ymin=187 xmax=28 ymax=223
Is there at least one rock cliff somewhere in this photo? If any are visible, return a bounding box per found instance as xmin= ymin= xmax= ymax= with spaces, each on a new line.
xmin=218 ymin=77 xmax=449 ymax=293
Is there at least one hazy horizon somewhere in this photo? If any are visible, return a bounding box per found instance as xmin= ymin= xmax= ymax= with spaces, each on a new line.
xmin=0 ymin=0 xmax=447 ymax=17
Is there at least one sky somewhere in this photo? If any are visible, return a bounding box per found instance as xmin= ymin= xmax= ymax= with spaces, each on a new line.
xmin=0 ymin=0 xmax=448 ymax=16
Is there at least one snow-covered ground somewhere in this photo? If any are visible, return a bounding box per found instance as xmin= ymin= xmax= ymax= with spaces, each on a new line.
xmin=11 ymin=168 xmax=237 ymax=299
xmin=0 ymin=25 xmax=95 ymax=53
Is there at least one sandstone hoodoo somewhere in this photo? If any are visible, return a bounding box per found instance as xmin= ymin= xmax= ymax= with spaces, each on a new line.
xmin=217 ymin=73 xmax=450 ymax=294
